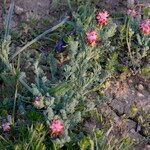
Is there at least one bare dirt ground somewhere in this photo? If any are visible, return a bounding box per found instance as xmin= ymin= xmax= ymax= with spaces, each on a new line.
xmin=103 ymin=73 xmax=150 ymax=148
xmin=0 ymin=0 xmax=149 ymax=29
xmin=0 ymin=0 xmax=68 ymax=29
xmin=0 ymin=0 xmax=150 ymax=149
xmin=84 ymin=72 xmax=150 ymax=149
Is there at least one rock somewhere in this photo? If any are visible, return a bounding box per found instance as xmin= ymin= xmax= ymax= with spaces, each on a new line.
xmin=125 ymin=119 xmax=136 ymax=131
xmin=109 ymin=99 xmax=125 ymax=115
xmin=138 ymin=84 xmax=144 ymax=91
xmin=137 ymin=92 xmax=144 ymax=97
xmin=131 ymin=90 xmax=135 ymax=95
xmin=129 ymin=129 xmax=143 ymax=142
xmin=14 ymin=5 xmax=24 ymax=15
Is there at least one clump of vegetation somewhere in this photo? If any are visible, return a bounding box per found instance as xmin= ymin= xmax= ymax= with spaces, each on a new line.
xmin=118 ymin=6 xmax=150 ymax=71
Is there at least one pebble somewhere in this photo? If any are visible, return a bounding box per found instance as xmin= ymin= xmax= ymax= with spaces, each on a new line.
xmin=137 ymin=92 xmax=144 ymax=97
xmin=14 ymin=5 xmax=24 ymax=15
xmin=131 ymin=90 xmax=135 ymax=95
xmin=138 ymin=84 xmax=144 ymax=91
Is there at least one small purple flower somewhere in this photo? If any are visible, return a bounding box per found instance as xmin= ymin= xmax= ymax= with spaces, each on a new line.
xmin=55 ymin=38 xmax=66 ymax=53
xmin=2 ymin=122 xmax=11 ymax=132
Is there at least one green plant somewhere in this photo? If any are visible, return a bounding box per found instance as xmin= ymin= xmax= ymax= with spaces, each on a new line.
xmin=0 ymin=124 xmax=46 ymax=150
xmin=118 ymin=7 xmax=150 ymax=71
xmin=79 ymin=128 xmax=133 ymax=150
xmin=25 ymin=1 xmax=118 ymax=147
xmin=0 ymin=0 xmax=118 ymax=148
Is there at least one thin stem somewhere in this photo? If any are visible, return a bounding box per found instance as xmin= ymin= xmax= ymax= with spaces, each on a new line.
xmin=67 ymin=0 xmax=72 ymax=12
xmin=12 ymin=54 xmax=20 ymax=125
xmin=19 ymin=77 xmax=33 ymax=94
xmin=126 ymin=18 xmax=134 ymax=64
xmin=12 ymin=79 xmax=19 ymax=125
xmin=4 ymin=0 xmax=14 ymax=39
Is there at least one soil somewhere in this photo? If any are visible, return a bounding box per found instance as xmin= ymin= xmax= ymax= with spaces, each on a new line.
xmin=0 ymin=0 xmax=149 ymax=29
xmin=103 ymin=73 xmax=150 ymax=147
xmin=84 ymin=72 xmax=150 ymax=149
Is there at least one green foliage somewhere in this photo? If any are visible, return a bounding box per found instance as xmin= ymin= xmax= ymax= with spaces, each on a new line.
xmin=16 ymin=2 xmax=118 ymax=147
xmin=27 ymin=111 xmax=44 ymax=122
xmin=78 ymin=128 xmax=133 ymax=150
xmin=0 ymin=124 xmax=46 ymax=150
xmin=140 ymin=65 xmax=150 ymax=76
xmin=15 ymin=124 xmax=46 ymax=150
xmin=118 ymin=12 xmax=150 ymax=71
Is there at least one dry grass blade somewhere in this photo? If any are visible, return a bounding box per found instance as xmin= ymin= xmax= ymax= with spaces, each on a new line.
xmin=4 ymin=0 xmax=14 ymax=39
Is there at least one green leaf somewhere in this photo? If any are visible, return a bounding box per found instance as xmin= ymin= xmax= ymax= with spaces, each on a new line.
xmin=136 ymin=34 xmax=142 ymax=46
xmin=104 ymin=22 xmax=117 ymax=38
xmin=48 ymin=54 xmax=58 ymax=81
xmin=4 ymin=0 xmax=14 ymax=39
xmin=48 ymin=82 xmax=71 ymax=95
xmin=79 ymin=137 xmax=91 ymax=150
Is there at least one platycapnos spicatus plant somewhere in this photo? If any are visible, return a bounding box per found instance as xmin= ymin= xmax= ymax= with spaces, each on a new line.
xmin=118 ymin=6 xmax=150 ymax=71
xmin=27 ymin=2 xmax=118 ymax=148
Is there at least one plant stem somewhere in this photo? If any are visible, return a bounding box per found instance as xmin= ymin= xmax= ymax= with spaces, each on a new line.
xmin=12 ymin=79 xmax=19 ymax=125
xmin=126 ymin=18 xmax=134 ymax=64
xmin=12 ymin=54 xmax=20 ymax=125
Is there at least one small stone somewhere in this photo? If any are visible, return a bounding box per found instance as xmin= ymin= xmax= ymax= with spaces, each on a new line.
xmin=137 ymin=92 xmax=144 ymax=97
xmin=131 ymin=90 xmax=135 ymax=94
xmin=129 ymin=129 xmax=143 ymax=142
xmin=14 ymin=5 xmax=24 ymax=15
xmin=138 ymin=84 xmax=144 ymax=91
xmin=109 ymin=100 xmax=125 ymax=115
xmin=125 ymin=119 xmax=136 ymax=131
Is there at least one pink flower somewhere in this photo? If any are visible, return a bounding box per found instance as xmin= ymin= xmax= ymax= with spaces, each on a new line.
xmin=33 ymin=96 xmax=44 ymax=109
xmin=49 ymin=119 xmax=64 ymax=136
xmin=140 ymin=19 xmax=150 ymax=35
xmin=127 ymin=9 xmax=137 ymax=17
xmin=2 ymin=122 xmax=11 ymax=132
xmin=86 ymin=30 xmax=98 ymax=46
xmin=96 ymin=10 xmax=109 ymax=26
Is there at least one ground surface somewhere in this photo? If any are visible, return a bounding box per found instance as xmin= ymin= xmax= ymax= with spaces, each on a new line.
xmin=0 ymin=0 xmax=150 ymax=149
xmin=104 ymin=73 xmax=150 ymax=149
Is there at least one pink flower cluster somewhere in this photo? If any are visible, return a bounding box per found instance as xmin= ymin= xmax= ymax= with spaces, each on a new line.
xmin=49 ymin=119 xmax=64 ymax=136
xmin=1 ymin=122 xmax=11 ymax=132
xmin=140 ymin=19 xmax=150 ymax=35
xmin=86 ymin=30 xmax=98 ymax=46
xmin=96 ymin=11 xmax=109 ymax=26
xmin=86 ymin=10 xmax=109 ymax=46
